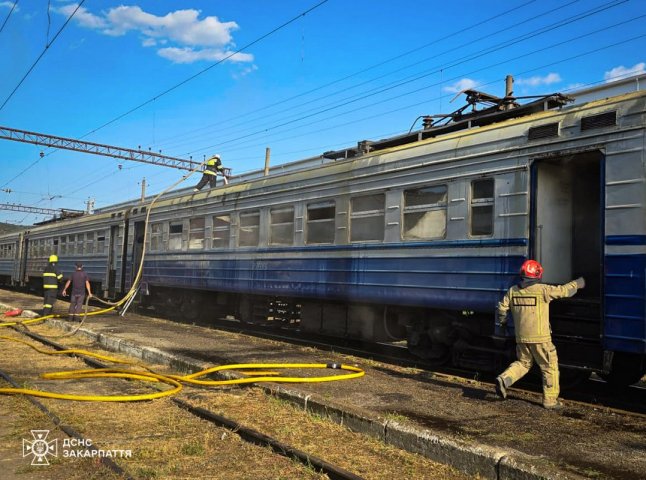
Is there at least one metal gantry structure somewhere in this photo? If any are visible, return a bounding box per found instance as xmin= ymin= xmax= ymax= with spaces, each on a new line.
xmin=0 ymin=203 xmax=84 ymax=219
xmin=0 ymin=125 xmax=202 ymax=171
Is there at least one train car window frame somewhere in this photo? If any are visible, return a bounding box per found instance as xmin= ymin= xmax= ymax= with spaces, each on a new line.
xmin=96 ymin=231 xmax=105 ymax=254
xmin=306 ymin=201 xmax=336 ymax=245
xmin=238 ymin=210 xmax=260 ymax=248
xmin=77 ymin=233 xmax=85 ymax=255
xmin=212 ymin=214 xmax=231 ymax=249
xmin=402 ymin=185 xmax=448 ymax=240
xmin=269 ymin=206 xmax=295 ymax=246
xmin=168 ymin=222 xmax=184 ymax=251
xmin=59 ymin=236 xmax=67 ymax=256
xmin=470 ymin=178 xmax=495 ymax=237
xmin=350 ymin=193 xmax=385 ymax=243
xmin=188 ymin=217 xmax=206 ymax=250
xmin=68 ymin=234 xmax=76 ymax=255
xmin=150 ymin=223 xmax=163 ymax=252
xmin=85 ymin=232 xmax=94 ymax=255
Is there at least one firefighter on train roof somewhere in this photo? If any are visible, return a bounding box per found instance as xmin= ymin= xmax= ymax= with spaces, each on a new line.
xmin=495 ymin=259 xmax=585 ymax=409
xmin=193 ymin=154 xmax=228 ymax=192
xmin=42 ymin=254 xmax=63 ymax=317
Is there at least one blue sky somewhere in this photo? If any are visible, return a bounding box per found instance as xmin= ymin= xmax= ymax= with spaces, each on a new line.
xmin=0 ymin=0 xmax=644 ymax=225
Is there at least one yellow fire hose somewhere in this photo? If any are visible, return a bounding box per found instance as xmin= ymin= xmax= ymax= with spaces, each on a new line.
xmin=0 ymin=333 xmax=365 ymax=402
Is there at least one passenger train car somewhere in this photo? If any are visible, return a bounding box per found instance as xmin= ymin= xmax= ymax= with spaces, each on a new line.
xmin=1 ymin=76 xmax=645 ymax=386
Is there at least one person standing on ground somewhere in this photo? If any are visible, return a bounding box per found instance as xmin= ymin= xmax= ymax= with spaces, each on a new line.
xmin=495 ymin=259 xmax=585 ymax=409
xmin=61 ymin=262 xmax=92 ymax=321
xmin=193 ymin=154 xmax=228 ymax=192
xmin=42 ymin=254 xmax=63 ymax=316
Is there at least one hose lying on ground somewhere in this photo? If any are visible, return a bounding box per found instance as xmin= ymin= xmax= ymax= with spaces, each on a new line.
xmin=0 ymin=333 xmax=365 ymax=402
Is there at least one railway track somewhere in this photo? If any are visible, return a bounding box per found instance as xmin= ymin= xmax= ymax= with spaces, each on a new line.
xmin=7 ymin=326 xmax=368 ymax=480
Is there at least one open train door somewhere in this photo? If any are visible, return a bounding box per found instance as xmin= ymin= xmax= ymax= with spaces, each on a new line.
xmin=130 ymin=221 xmax=145 ymax=287
xmin=530 ymin=150 xmax=604 ymax=370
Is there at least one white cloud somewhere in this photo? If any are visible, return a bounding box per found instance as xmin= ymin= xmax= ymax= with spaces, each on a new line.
xmin=442 ymin=78 xmax=479 ymax=93
xmin=604 ymin=62 xmax=645 ymax=82
xmin=233 ymin=64 xmax=258 ymax=80
xmin=157 ymin=47 xmax=253 ymax=64
xmin=516 ymin=73 xmax=561 ymax=87
xmin=55 ymin=4 xmax=253 ymax=66
xmin=0 ymin=1 xmax=19 ymax=11
xmin=57 ymin=4 xmax=107 ymax=29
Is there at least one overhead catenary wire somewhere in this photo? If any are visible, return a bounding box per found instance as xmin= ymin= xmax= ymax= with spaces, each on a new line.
xmin=81 ymin=0 xmax=330 ymax=140
xmin=0 ymin=0 xmax=330 ymax=207
xmin=0 ymin=0 xmax=86 ymax=112
xmin=187 ymin=15 xmax=646 ymax=157
xmin=183 ymin=0 xmax=634 ymax=155
xmin=155 ymin=0 xmax=539 ymax=148
xmin=0 ymin=0 xmax=19 ymax=34
xmin=157 ymin=0 xmax=619 ymax=154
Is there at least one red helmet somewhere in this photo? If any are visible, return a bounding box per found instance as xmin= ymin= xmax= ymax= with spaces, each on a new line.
xmin=520 ymin=259 xmax=543 ymax=279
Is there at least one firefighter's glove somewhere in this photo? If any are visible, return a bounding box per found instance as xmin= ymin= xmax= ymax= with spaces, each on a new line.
xmin=497 ymin=314 xmax=507 ymax=327
xmin=575 ymin=277 xmax=585 ymax=289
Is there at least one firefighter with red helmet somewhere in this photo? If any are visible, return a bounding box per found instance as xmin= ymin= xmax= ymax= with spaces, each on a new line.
xmin=495 ymin=260 xmax=585 ymax=409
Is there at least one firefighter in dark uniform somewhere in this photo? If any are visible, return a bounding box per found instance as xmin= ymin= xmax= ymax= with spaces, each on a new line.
xmin=495 ymin=259 xmax=585 ymax=409
xmin=42 ymin=254 xmax=63 ymax=316
xmin=193 ymin=154 xmax=228 ymax=191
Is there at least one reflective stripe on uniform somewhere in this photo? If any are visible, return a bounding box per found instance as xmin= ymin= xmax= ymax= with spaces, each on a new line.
xmin=43 ymin=304 xmax=52 ymax=308
xmin=57 ymin=274 xmax=63 ymax=279
xmin=203 ymin=170 xmax=217 ymax=175
xmin=43 ymin=285 xmax=59 ymax=288
xmin=43 ymin=272 xmax=57 ymax=277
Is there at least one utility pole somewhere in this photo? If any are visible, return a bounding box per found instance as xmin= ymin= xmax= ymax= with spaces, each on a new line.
xmin=140 ymin=178 xmax=146 ymax=203
xmin=264 ymin=147 xmax=271 ymax=176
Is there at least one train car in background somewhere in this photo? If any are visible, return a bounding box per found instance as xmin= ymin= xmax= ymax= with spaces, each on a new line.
xmin=0 ymin=75 xmax=644 ymax=387
xmin=0 ymin=209 xmax=131 ymax=298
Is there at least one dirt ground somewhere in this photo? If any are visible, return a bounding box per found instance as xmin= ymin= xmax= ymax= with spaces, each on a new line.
xmin=0 ymin=319 xmax=469 ymax=479
xmin=1 ymin=289 xmax=645 ymax=479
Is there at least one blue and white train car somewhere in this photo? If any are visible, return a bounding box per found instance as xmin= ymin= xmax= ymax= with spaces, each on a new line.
xmin=137 ymin=81 xmax=645 ymax=385
xmin=1 ymin=76 xmax=644 ymax=385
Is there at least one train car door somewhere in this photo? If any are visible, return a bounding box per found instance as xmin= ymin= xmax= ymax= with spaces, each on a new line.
xmin=130 ymin=221 xmax=145 ymax=286
xmin=530 ymin=150 xmax=604 ymax=366
xmin=18 ymin=234 xmax=29 ymax=286
xmin=107 ymin=225 xmax=119 ymax=297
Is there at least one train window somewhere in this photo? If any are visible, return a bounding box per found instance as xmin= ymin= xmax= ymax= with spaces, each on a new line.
xmin=150 ymin=224 xmax=162 ymax=251
xmin=350 ymin=194 xmax=385 ymax=242
xmin=96 ymin=232 xmax=105 ymax=254
xmin=403 ymin=185 xmax=447 ymax=240
xmin=53 ymin=238 xmax=58 ymax=255
xmin=60 ymin=236 xmax=67 ymax=255
xmin=239 ymin=211 xmax=260 ymax=247
xmin=470 ymin=178 xmax=494 ymax=236
xmin=86 ymin=232 xmax=94 ymax=255
xmin=189 ymin=218 xmax=205 ymax=250
xmin=269 ymin=207 xmax=294 ymax=246
xmin=212 ymin=214 xmax=230 ymax=249
xmin=77 ymin=233 xmax=85 ymax=255
xmin=306 ymin=201 xmax=336 ymax=244
xmin=68 ymin=234 xmax=77 ymax=255
xmin=168 ymin=222 xmax=183 ymax=251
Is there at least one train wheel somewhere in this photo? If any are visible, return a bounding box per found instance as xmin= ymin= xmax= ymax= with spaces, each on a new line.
xmin=600 ymin=352 xmax=645 ymax=388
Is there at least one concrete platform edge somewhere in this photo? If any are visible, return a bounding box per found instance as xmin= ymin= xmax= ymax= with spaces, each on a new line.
xmin=29 ymin=316 xmax=580 ymax=480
